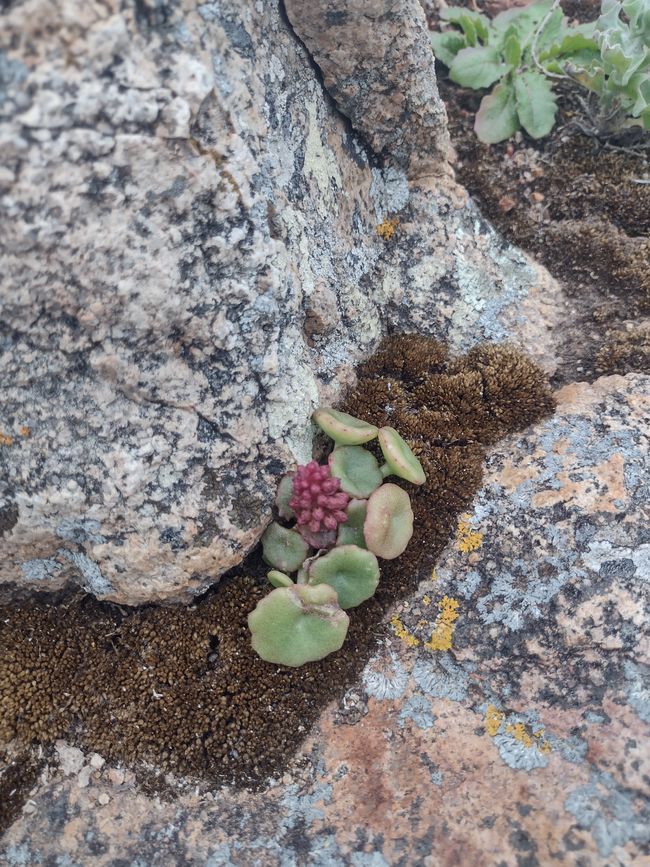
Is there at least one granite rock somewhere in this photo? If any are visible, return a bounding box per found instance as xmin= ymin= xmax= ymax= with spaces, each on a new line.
xmin=2 ymin=375 xmax=647 ymax=864
xmin=0 ymin=0 xmax=566 ymax=604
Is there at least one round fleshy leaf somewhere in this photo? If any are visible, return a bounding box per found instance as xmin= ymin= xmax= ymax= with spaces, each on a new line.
xmin=329 ymin=446 xmax=383 ymax=498
xmin=378 ymin=427 xmax=426 ymax=485
xmin=364 ymin=483 xmax=414 ymax=560
xmin=312 ymin=408 xmax=379 ymax=445
xmin=336 ymin=499 xmax=368 ymax=548
xmin=248 ymin=584 xmax=349 ymax=666
xmin=275 ymin=474 xmax=295 ymax=520
xmin=261 ymin=522 xmax=309 ymax=573
xmin=267 ymin=570 xmax=294 ymax=588
xmin=309 ymin=544 xmax=380 ymax=609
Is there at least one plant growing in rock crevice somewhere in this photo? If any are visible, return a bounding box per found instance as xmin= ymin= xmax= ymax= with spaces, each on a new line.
xmin=431 ymin=0 xmax=650 ymax=143
xmin=248 ymin=409 xmax=425 ymax=667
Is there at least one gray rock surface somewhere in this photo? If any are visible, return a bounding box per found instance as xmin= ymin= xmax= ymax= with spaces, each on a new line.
xmin=0 ymin=0 xmax=565 ymax=604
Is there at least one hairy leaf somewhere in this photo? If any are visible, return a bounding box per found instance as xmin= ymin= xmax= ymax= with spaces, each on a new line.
xmin=450 ymin=46 xmax=510 ymax=89
xmin=514 ymin=71 xmax=558 ymax=138
xmin=430 ymin=31 xmax=467 ymax=67
xmin=474 ymin=80 xmax=519 ymax=143
xmin=503 ymin=31 xmax=522 ymax=67
xmin=440 ymin=7 xmax=490 ymax=44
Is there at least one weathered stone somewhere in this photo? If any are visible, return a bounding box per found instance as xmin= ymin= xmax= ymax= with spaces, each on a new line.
xmin=285 ymin=0 xmax=451 ymax=177
xmin=2 ymin=374 xmax=648 ymax=863
xmin=0 ymin=0 xmax=567 ymax=604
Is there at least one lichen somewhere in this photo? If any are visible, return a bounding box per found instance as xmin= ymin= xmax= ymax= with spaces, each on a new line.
xmin=376 ymin=218 xmax=399 ymax=241
xmin=424 ymin=596 xmax=459 ymax=652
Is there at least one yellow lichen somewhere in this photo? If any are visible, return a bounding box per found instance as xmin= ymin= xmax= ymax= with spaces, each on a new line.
xmin=505 ymin=722 xmax=551 ymax=753
xmin=390 ymin=615 xmax=420 ymax=647
xmin=485 ymin=704 xmax=505 ymax=736
xmin=376 ymin=218 xmax=399 ymax=241
xmin=0 ymin=433 xmax=13 ymax=447
xmin=19 ymin=426 xmax=30 ymax=437
xmin=456 ymin=514 xmax=483 ymax=553
xmin=422 ymin=594 xmax=431 ymax=606
xmin=424 ymin=596 xmax=459 ymax=652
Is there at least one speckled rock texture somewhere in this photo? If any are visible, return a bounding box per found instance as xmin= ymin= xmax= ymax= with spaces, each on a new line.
xmin=2 ymin=375 xmax=648 ymax=864
xmin=0 ymin=0 xmax=565 ymax=604
xmin=284 ymin=0 xmax=450 ymax=177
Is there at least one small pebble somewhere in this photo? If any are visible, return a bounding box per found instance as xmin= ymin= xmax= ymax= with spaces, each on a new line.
xmin=108 ymin=768 xmax=125 ymax=786
xmin=97 ymin=793 xmax=111 ymax=806
xmin=77 ymin=766 xmax=93 ymax=788
xmin=531 ymin=191 xmax=545 ymax=203
xmin=89 ymin=753 xmax=105 ymax=770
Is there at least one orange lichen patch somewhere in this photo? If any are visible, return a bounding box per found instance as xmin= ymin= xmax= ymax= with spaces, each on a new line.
xmin=0 ymin=433 xmax=13 ymax=447
xmin=506 ymin=723 xmax=552 ymax=754
xmin=390 ymin=615 xmax=420 ymax=647
xmin=532 ymin=452 xmax=627 ymax=513
xmin=456 ymin=515 xmax=483 ymax=553
xmin=376 ymin=217 xmax=399 ymax=241
xmin=485 ymin=704 xmax=505 ymax=737
xmin=424 ymin=596 xmax=459 ymax=652
xmin=19 ymin=426 xmax=30 ymax=437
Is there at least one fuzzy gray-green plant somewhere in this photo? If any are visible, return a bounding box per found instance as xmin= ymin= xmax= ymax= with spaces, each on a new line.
xmin=569 ymin=0 xmax=650 ymax=132
xmin=431 ymin=0 xmax=650 ymax=142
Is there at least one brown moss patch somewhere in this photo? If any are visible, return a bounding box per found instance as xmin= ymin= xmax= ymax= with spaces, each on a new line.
xmin=0 ymin=337 xmax=554 ymax=824
xmin=435 ymin=1 xmax=649 ymax=382
xmin=0 ymin=746 xmax=44 ymax=832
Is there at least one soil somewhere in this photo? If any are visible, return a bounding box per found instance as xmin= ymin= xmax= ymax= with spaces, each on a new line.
xmin=0 ymin=337 xmax=554 ymax=832
xmin=433 ymin=0 xmax=650 ymax=383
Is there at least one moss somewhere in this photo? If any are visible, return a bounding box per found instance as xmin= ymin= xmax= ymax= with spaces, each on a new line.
xmin=596 ymin=323 xmax=650 ymax=376
xmin=0 ymin=336 xmax=554 ymax=819
xmin=0 ymin=747 xmax=44 ymax=832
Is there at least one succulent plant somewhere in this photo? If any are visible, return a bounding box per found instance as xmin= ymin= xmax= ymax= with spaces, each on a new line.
xmin=261 ymin=522 xmax=310 ymax=573
xmin=336 ymin=498 xmax=368 ymax=547
xmin=248 ymin=406 xmax=426 ymax=667
xmin=364 ymin=483 xmax=414 ymax=559
xmin=248 ymin=583 xmax=350 ymax=667
xmin=329 ymin=446 xmax=383 ymax=498
xmin=289 ymin=460 xmax=350 ymax=535
xmin=378 ymin=426 xmax=426 ymax=485
xmin=312 ymin=408 xmax=379 ymax=445
xmin=309 ymin=545 xmax=380 ymax=609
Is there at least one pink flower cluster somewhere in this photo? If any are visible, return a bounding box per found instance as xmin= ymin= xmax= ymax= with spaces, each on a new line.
xmin=289 ymin=461 xmax=349 ymax=534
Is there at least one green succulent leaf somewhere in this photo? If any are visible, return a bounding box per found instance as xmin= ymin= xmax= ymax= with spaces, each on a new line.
xmin=267 ymin=570 xmax=294 ymax=588
xmin=378 ymin=427 xmax=426 ymax=485
xmin=431 ymin=31 xmax=467 ymax=67
xmin=450 ymin=46 xmax=510 ymax=89
xmin=364 ymin=483 xmax=414 ymax=560
xmin=261 ymin=522 xmax=309 ymax=573
xmin=312 ymin=407 xmax=379 ymax=445
xmin=336 ymin=499 xmax=368 ymax=548
xmin=474 ymin=79 xmax=519 ymax=143
xmin=248 ymin=584 xmax=349 ymax=667
xmin=329 ymin=446 xmax=382 ymax=498
xmin=309 ymin=544 xmax=380 ymax=609
xmin=514 ymin=71 xmax=558 ymax=138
